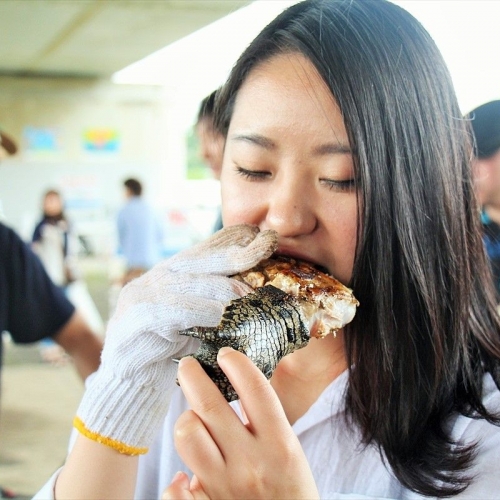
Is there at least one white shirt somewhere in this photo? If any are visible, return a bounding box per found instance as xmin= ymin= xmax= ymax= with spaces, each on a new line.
xmin=34 ymin=371 xmax=500 ymax=499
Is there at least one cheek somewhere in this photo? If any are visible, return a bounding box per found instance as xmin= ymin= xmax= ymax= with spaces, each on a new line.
xmin=220 ymin=167 xmax=265 ymax=226
xmin=221 ymin=183 xmax=260 ymax=226
xmin=321 ymin=199 xmax=358 ymax=282
xmin=342 ymin=227 xmax=358 ymax=282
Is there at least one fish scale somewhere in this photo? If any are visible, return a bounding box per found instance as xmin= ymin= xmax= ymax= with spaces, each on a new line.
xmin=179 ymin=285 xmax=310 ymax=402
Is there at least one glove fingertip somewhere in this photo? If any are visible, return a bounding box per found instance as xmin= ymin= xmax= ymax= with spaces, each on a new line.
xmin=212 ymin=224 xmax=260 ymax=248
xmin=251 ymin=229 xmax=279 ymax=254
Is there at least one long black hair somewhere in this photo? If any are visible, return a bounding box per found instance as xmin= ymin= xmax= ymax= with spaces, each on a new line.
xmin=215 ymin=0 xmax=500 ymax=496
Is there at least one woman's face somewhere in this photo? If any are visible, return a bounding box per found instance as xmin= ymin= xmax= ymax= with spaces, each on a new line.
xmin=221 ymin=53 xmax=358 ymax=283
xmin=44 ymin=193 xmax=63 ymax=216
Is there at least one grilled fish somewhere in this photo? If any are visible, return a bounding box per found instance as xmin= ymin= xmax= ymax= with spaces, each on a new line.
xmin=179 ymin=256 xmax=359 ymax=402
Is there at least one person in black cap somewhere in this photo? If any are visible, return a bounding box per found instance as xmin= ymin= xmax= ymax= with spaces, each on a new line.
xmin=469 ymin=100 xmax=500 ymax=296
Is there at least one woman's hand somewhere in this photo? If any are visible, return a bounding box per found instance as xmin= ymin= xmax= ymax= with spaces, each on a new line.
xmin=165 ymin=347 xmax=320 ymax=500
xmin=162 ymin=472 xmax=208 ymax=500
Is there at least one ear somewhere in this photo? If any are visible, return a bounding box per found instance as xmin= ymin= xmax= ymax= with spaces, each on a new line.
xmin=473 ymin=158 xmax=491 ymax=184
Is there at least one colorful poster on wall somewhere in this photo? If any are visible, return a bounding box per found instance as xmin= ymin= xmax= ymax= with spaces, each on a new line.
xmin=23 ymin=126 xmax=60 ymax=155
xmin=82 ymin=128 xmax=120 ymax=153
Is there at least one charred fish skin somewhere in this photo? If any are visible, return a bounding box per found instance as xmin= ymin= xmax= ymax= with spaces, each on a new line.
xmin=179 ymin=285 xmax=310 ymax=402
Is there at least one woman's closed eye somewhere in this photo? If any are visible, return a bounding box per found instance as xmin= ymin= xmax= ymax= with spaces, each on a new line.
xmin=235 ymin=165 xmax=357 ymax=192
xmin=235 ymin=165 xmax=271 ymax=180
xmin=320 ymin=178 xmax=357 ymax=193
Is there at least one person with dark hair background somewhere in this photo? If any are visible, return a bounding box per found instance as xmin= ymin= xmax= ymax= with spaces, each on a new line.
xmin=469 ymin=100 xmax=500 ymax=297
xmin=1 ymin=223 xmax=103 ymax=383
xmin=117 ymin=178 xmax=164 ymax=285
xmin=32 ymin=189 xmax=81 ymax=365
xmin=36 ymin=1 xmax=500 ymax=498
xmin=32 ymin=189 xmax=77 ymax=289
xmin=195 ymin=90 xmax=225 ymax=233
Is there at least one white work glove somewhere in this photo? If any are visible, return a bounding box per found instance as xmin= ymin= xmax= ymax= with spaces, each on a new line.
xmin=74 ymin=224 xmax=278 ymax=455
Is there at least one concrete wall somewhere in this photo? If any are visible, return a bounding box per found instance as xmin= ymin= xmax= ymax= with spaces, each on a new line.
xmin=0 ymin=75 xmax=220 ymax=256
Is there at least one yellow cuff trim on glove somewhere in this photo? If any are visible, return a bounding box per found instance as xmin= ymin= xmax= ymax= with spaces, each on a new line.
xmin=73 ymin=416 xmax=148 ymax=456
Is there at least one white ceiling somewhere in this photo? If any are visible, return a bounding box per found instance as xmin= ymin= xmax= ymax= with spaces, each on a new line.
xmin=0 ymin=0 xmax=251 ymax=78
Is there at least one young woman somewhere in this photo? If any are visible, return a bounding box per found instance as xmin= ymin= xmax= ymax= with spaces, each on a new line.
xmin=32 ymin=189 xmax=104 ymax=343
xmin=32 ymin=189 xmax=75 ymax=288
xmin=35 ymin=1 xmax=500 ymax=498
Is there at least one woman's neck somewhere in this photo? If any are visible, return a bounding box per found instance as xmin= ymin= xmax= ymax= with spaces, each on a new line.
xmin=270 ymin=331 xmax=347 ymax=425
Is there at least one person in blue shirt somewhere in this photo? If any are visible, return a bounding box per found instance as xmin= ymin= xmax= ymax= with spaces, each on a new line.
xmin=469 ymin=100 xmax=500 ymax=297
xmin=117 ymin=178 xmax=164 ymax=285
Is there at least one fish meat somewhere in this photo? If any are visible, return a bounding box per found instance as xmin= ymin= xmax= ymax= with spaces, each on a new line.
xmin=179 ymin=256 xmax=359 ymax=402
xmin=233 ymin=257 xmax=359 ymax=339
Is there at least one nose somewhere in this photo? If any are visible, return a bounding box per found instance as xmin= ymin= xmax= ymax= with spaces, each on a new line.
xmin=264 ymin=179 xmax=317 ymax=238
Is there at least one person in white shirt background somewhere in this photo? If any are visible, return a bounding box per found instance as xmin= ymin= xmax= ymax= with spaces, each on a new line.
xmin=35 ymin=0 xmax=500 ymax=498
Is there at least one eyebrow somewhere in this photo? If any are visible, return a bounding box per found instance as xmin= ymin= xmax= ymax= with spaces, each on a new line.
xmin=312 ymin=143 xmax=352 ymax=156
xmin=230 ymin=133 xmax=276 ymax=150
xmin=229 ymin=133 xmax=352 ymax=155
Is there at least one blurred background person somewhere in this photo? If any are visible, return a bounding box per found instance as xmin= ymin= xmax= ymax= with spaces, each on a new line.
xmin=469 ymin=100 xmax=500 ymax=297
xmin=32 ymin=189 xmax=104 ymax=364
xmin=0 ymin=126 xmax=102 ymax=500
xmin=1 ymin=220 xmax=103 ymax=499
xmin=32 ymin=189 xmax=77 ymax=289
xmin=195 ymin=90 xmax=225 ymax=232
xmin=117 ymin=178 xmax=164 ymax=285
